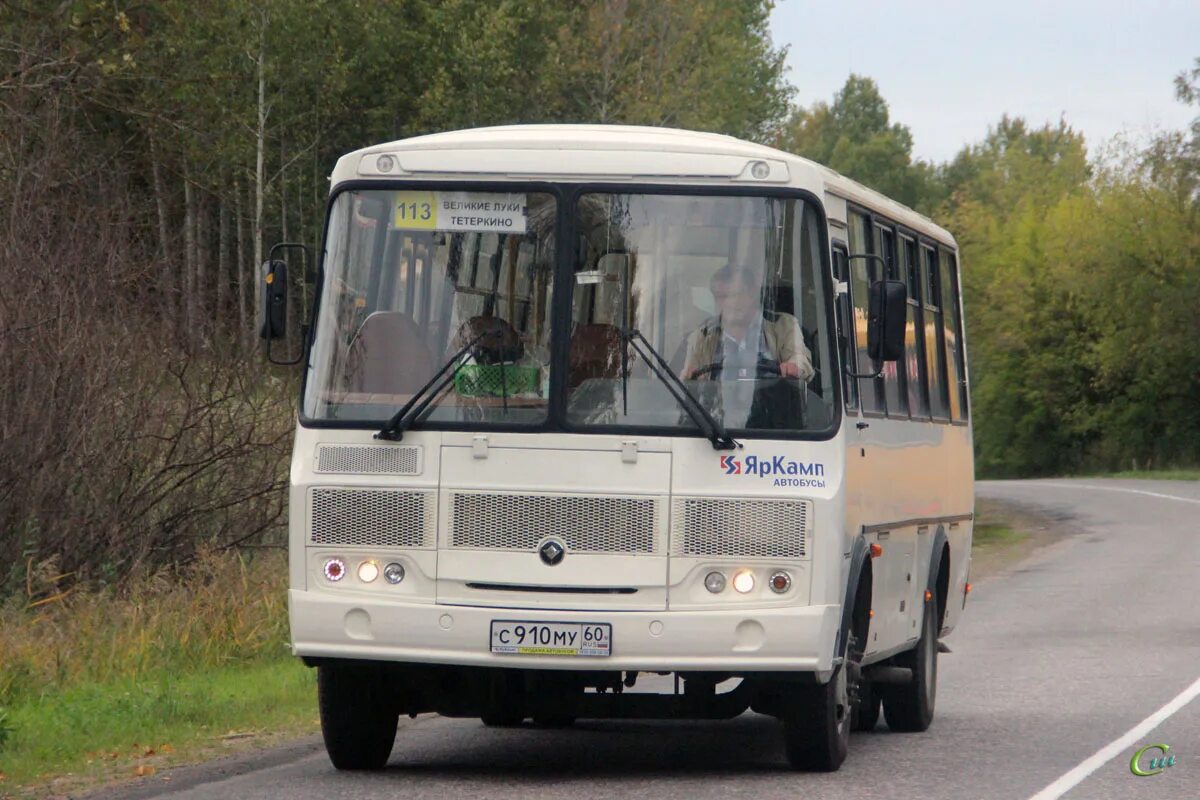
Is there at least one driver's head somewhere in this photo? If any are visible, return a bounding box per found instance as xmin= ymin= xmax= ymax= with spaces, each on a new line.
xmin=710 ymin=264 xmax=762 ymax=327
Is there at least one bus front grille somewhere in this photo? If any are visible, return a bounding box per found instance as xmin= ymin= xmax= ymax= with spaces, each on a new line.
xmin=310 ymin=487 xmax=436 ymax=548
xmin=447 ymin=492 xmax=661 ymax=554
xmin=671 ymin=497 xmax=809 ymax=559
xmin=314 ymin=444 xmax=421 ymax=475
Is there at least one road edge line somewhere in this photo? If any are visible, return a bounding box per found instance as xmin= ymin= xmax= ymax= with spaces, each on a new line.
xmin=1026 ymin=674 xmax=1200 ymax=800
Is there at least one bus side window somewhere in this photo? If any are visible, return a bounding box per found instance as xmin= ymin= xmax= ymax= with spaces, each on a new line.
xmin=876 ymin=223 xmax=907 ymax=419
xmin=848 ymin=212 xmax=883 ymax=413
xmin=922 ymin=247 xmax=950 ymax=419
xmin=903 ymin=236 xmax=929 ymax=418
xmin=832 ymin=244 xmax=858 ymax=410
xmin=940 ymin=247 xmax=969 ymax=420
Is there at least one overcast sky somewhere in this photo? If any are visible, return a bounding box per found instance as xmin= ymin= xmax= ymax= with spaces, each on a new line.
xmin=769 ymin=0 xmax=1199 ymax=163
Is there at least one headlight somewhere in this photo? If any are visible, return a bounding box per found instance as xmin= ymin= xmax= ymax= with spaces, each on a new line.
xmin=383 ymin=562 xmax=406 ymax=585
xmin=732 ymin=570 xmax=755 ymax=594
xmin=357 ymin=560 xmax=379 ymax=583
xmin=703 ymin=571 xmax=726 ymax=594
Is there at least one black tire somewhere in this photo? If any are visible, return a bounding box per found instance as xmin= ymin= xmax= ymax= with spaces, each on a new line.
xmin=881 ymin=602 xmax=938 ymax=732
xmin=318 ymin=663 xmax=400 ymax=770
xmin=851 ymin=680 xmax=881 ymax=732
xmin=782 ymin=664 xmax=851 ymax=771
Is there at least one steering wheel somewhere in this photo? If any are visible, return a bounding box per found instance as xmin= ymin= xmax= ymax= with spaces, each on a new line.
xmin=687 ymin=359 xmax=785 ymax=380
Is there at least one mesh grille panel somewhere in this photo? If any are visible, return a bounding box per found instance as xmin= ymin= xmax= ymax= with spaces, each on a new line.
xmin=672 ymin=497 xmax=809 ymax=559
xmin=315 ymin=445 xmax=420 ymax=475
xmin=449 ymin=493 xmax=659 ymax=554
xmin=311 ymin=488 xmax=434 ymax=548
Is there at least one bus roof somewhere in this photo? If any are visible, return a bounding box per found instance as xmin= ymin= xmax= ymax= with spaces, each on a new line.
xmin=331 ymin=124 xmax=956 ymax=249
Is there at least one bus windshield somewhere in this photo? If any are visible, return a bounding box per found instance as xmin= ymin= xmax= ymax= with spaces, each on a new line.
xmin=304 ymin=189 xmax=557 ymax=424
xmin=303 ymin=187 xmax=835 ymax=435
xmin=566 ymin=193 xmax=835 ymax=434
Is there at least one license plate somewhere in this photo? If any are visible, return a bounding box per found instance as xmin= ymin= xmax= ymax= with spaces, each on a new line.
xmin=490 ymin=620 xmax=612 ymax=657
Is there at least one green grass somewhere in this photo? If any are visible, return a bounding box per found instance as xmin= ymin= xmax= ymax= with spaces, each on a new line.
xmin=972 ymin=521 xmax=1027 ymax=549
xmin=1101 ymin=469 xmax=1200 ymax=481
xmin=0 ymin=551 xmax=317 ymax=796
xmin=0 ymin=658 xmax=316 ymax=794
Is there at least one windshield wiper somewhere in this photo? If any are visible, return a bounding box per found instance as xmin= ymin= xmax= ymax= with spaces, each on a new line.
xmin=622 ymin=327 xmax=740 ymax=451
xmin=375 ymin=332 xmax=485 ymax=441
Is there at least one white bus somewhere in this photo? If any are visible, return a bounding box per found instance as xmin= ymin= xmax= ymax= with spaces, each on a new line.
xmin=263 ymin=125 xmax=974 ymax=773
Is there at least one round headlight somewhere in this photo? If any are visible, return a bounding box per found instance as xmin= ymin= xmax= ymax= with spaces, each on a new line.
xmin=769 ymin=570 xmax=792 ymax=594
xmin=703 ymin=571 xmax=726 ymax=594
xmin=732 ymin=570 xmax=755 ymax=594
xmin=383 ymin=562 xmax=406 ymax=585
xmin=357 ymin=560 xmax=379 ymax=583
xmin=376 ymin=154 xmax=395 ymax=172
xmin=323 ymin=557 xmax=346 ymax=582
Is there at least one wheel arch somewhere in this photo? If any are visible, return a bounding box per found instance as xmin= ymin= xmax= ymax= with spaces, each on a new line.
xmin=927 ymin=527 xmax=951 ymax=632
xmin=836 ymin=533 xmax=873 ymax=658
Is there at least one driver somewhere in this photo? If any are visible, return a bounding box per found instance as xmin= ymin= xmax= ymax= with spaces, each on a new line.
xmin=681 ymin=264 xmax=815 ymax=383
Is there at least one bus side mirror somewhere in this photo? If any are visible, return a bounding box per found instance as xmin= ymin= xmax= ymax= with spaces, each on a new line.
xmin=867 ymin=279 xmax=906 ymax=362
xmin=260 ymin=242 xmax=311 ymax=366
xmin=260 ymin=259 xmax=288 ymax=340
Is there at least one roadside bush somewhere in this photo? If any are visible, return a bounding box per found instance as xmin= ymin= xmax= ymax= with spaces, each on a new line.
xmin=0 ymin=79 xmax=293 ymax=596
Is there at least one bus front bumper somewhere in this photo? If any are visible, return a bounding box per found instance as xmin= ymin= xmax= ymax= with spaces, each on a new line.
xmin=289 ymin=590 xmax=841 ymax=674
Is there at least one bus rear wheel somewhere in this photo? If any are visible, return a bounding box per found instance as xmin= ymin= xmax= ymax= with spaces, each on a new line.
xmin=318 ymin=663 xmax=400 ymax=770
xmin=881 ymin=602 xmax=938 ymax=732
xmin=851 ymin=679 xmax=881 ymax=732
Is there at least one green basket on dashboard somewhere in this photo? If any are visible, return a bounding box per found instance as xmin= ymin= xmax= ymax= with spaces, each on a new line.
xmin=453 ymin=364 xmax=540 ymax=397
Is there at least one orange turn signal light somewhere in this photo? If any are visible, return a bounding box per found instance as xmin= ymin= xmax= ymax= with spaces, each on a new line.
xmin=869 ymin=543 xmax=883 ymax=558
xmin=868 ymin=609 xmax=875 ymax=618
xmin=965 ymin=582 xmax=972 ymax=595
xmin=924 ymin=589 xmax=933 ymax=602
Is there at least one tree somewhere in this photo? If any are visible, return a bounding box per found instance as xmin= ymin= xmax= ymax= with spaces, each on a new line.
xmin=773 ymin=75 xmax=935 ymax=209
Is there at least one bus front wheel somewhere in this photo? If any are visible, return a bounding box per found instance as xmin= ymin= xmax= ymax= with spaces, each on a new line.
xmin=318 ymin=663 xmax=400 ymax=770
xmin=782 ymin=644 xmax=852 ymax=771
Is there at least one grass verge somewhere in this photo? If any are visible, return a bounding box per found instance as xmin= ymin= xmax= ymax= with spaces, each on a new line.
xmin=0 ymin=550 xmax=317 ymax=798
xmin=0 ymin=659 xmax=316 ymax=797
xmin=968 ymin=498 xmax=1056 ymax=581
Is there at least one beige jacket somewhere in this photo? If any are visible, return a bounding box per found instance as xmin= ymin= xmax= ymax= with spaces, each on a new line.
xmin=682 ymin=311 xmax=815 ymax=382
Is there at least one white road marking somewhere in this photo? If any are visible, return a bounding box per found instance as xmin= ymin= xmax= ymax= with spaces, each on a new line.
xmin=1026 ymin=674 xmax=1200 ymax=799
xmin=1037 ymin=482 xmax=1200 ymax=506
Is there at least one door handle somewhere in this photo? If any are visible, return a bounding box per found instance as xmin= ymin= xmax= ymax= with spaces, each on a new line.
xmin=856 ymin=421 xmax=870 ymax=430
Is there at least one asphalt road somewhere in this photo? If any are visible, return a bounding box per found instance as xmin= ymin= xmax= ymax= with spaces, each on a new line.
xmin=93 ymin=479 xmax=1200 ymax=800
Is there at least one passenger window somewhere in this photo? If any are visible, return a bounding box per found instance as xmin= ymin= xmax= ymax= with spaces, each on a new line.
xmin=875 ymin=224 xmax=907 ymax=419
xmin=939 ymin=247 xmax=968 ymax=420
xmin=922 ymin=247 xmax=950 ymax=419
xmin=902 ymin=236 xmax=929 ymax=417
xmin=848 ymin=212 xmax=884 ymax=413
xmin=832 ymin=244 xmax=857 ymax=410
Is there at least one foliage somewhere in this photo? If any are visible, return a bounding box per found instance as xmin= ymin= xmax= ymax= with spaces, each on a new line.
xmin=0 ymin=0 xmax=790 ymax=592
xmin=772 ymin=74 xmax=938 ymax=209
xmin=772 ymin=68 xmax=1200 ymax=477
xmin=945 ymin=114 xmax=1200 ymax=476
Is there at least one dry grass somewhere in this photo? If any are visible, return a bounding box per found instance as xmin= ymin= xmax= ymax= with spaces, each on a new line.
xmin=0 ymin=550 xmax=291 ymax=708
xmin=0 ymin=550 xmax=316 ymax=795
